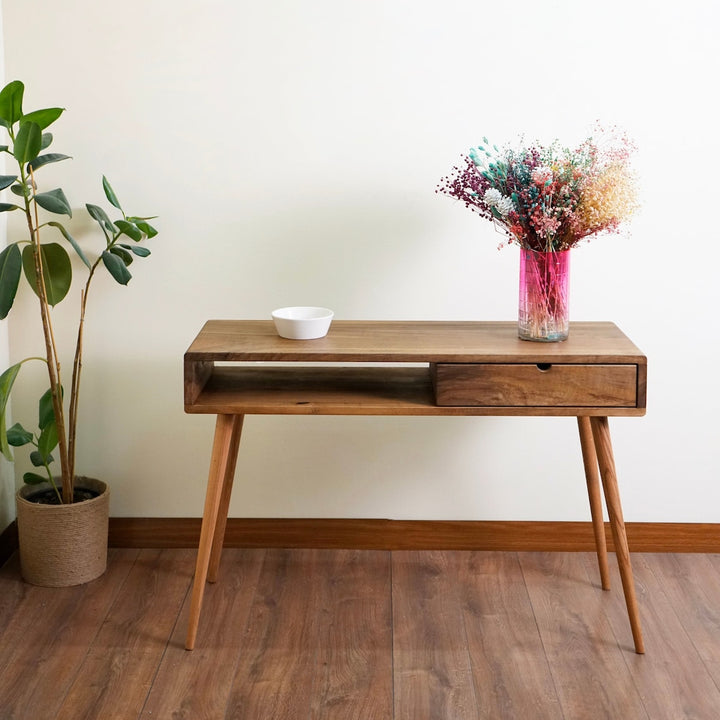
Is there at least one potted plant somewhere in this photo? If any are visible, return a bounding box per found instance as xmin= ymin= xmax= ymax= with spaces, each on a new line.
xmin=0 ymin=80 xmax=157 ymax=586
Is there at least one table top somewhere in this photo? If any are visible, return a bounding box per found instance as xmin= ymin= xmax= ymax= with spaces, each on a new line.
xmin=184 ymin=321 xmax=646 ymax=418
xmin=185 ymin=320 xmax=646 ymax=364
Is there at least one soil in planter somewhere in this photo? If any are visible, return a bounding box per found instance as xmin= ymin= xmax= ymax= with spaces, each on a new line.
xmin=24 ymin=487 xmax=101 ymax=505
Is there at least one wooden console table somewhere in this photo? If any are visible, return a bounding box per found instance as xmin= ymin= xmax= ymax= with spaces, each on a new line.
xmin=183 ymin=320 xmax=647 ymax=652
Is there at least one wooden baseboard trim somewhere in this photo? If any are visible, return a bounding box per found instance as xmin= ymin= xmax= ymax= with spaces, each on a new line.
xmin=6 ymin=517 xmax=717 ymax=568
xmin=107 ymin=518 xmax=720 ymax=553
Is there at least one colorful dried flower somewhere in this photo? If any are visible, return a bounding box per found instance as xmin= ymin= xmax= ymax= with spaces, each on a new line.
xmin=437 ymin=126 xmax=639 ymax=252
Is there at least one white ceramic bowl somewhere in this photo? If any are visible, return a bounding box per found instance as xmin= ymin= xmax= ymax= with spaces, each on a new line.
xmin=271 ymin=306 xmax=334 ymax=340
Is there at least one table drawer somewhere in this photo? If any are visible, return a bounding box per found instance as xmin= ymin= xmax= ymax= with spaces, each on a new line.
xmin=431 ymin=363 xmax=638 ymax=407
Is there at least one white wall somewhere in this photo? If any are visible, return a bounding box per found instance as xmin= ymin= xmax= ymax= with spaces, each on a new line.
xmin=2 ymin=0 xmax=717 ymax=523
xmin=0 ymin=7 xmax=15 ymax=531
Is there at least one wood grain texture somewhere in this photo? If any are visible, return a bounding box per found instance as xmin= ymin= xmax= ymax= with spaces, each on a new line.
xmin=584 ymin=553 xmax=720 ymax=719
xmin=183 ymin=359 xmax=213 ymax=404
xmin=308 ymin=550 xmax=393 ymax=720
xmin=53 ymin=549 xmax=195 ymax=720
xmin=518 ymin=552 xmax=649 ymax=718
xmin=222 ymin=549 xmax=328 ymax=719
xmin=107 ymin=517 xmax=720 ymax=552
xmin=186 ymin=414 xmax=240 ymax=650
xmin=637 ymin=553 xmax=720 ymax=690
xmin=185 ymin=366 xmax=645 ymax=416
xmin=577 ymin=416 xmax=611 ymax=590
xmin=183 ymin=321 xmax=647 ymax=416
xmin=208 ymin=415 xmax=244 ymax=582
xmin=0 ymin=550 xmax=137 ymax=720
xmin=3 ymin=548 xmax=720 ymax=719
xmin=433 ymin=363 xmax=637 ymax=407
xmin=185 ymin=320 xmax=646 ymax=364
xmin=457 ymin=552 xmax=562 ymax=719
xmin=0 ymin=554 xmax=23 ymax=630
xmin=591 ymin=416 xmax=644 ymax=653
xmin=392 ymin=551 xmax=479 ymax=719
xmin=142 ymin=549 xmax=266 ymax=720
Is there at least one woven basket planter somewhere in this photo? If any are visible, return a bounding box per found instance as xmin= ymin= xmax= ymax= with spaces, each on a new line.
xmin=16 ymin=477 xmax=109 ymax=587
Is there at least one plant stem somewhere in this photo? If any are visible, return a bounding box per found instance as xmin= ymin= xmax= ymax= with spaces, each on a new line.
xmin=22 ymin=166 xmax=73 ymax=503
xmin=67 ymin=259 xmax=100 ymax=484
xmin=67 ymin=229 xmax=126 ymax=479
xmin=42 ymin=455 xmax=63 ymax=504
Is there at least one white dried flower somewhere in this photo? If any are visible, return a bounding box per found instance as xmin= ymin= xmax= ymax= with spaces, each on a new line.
xmin=496 ymin=196 xmax=514 ymax=216
xmin=483 ymin=188 xmax=502 ymax=206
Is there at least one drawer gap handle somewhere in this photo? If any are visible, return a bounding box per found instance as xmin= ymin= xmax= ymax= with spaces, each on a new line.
xmin=536 ymin=363 xmax=552 ymax=372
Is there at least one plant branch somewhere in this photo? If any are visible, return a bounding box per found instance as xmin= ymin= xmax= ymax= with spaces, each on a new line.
xmin=23 ymin=166 xmax=72 ymax=502
xmin=67 ymin=257 xmax=100 ymax=483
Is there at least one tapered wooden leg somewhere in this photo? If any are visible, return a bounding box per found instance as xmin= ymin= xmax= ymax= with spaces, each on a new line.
xmin=577 ymin=416 xmax=611 ymax=591
xmin=207 ymin=415 xmax=244 ymax=583
xmin=590 ymin=416 xmax=645 ymax=654
xmin=186 ymin=414 xmax=239 ymax=651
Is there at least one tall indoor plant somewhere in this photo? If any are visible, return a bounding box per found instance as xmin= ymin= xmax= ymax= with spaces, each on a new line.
xmin=0 ymin=80 xmax=157 ymax=584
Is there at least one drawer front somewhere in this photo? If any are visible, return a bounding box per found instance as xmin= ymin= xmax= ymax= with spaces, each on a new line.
xmin=432 ymin=363 xmax=638 ymax=407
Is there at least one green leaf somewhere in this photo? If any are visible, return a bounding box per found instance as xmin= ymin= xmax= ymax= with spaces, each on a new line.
xmin=102 ymin=176 xmax=123 ymax=212
xmin=20 ymin=107 xmax=64 ymax=130
xmin=37 ymin=420 xmax=58 ymax=459
xmin=0 ymin=203 xmax=21 ymax=212
xmin=40 ymin=133 xmax=53 ymax=151
xmin=23 ymin=472 xmax=47 ymax=485
xmin=0 ymin=363 xmax=22 ymax=461
xmin=13 ymin=121 xmax=42 ymax=164
xmin=115 ymin=219 xmax=142 ymax=242
xmin=0 ymin=81 xmax=24 ymax=125
xmin=0 ymin=174 xmax=18 ymax=191
xmin=7 ymin=422 xmax=33 ymax=447
xmin=109 ymin=246 xmax=133 ymax=266
xmin=47 ymin=221 xmax=91 ymax=269
xmin=135 ymin=220 xmax=158 ymax=238
xmin=102 ymin=250 xmax=132 ymax=285
xmin=39 ymin=386 xmax=60 ymax=429
xmin=21 ymin=242 xmax=72 ymax=306
xmin=86 ymin=203 xmax=115 ymax=236
xmin=11 ymin=183 xmax=28 ymax=197
xmin=30 ymin=450 xmax=47 ymax=467
xmin=0 ymin=244 xmax=22 ymax=319
xmin=34 ymin=188 xmax=72 ymax=217
xmin=28 ymin=153 xmax=71 ymax=172
xmin=120 ymin=243 xmax=151 ymax=258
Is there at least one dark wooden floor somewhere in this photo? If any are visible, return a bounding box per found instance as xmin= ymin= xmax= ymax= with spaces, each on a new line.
xmin=1 ymin=549 xmax=720 ymax=719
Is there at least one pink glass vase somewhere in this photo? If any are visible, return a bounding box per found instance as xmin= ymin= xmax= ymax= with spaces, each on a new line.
xmin=518 ymin=249 xmax=570 ymax=342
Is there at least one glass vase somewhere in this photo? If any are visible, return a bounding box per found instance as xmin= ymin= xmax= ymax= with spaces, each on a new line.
xmin=518 ymin=249 xmax=570 ymax=342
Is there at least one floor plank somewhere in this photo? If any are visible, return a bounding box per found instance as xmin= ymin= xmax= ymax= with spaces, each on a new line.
xmin=392 ymin=550 xmax=479 ymax=720
xmin=52 ymin=549 xmax=195 ymax=720
xmin=0 ymin=549 xmax=138 ymax=720
xmin=518 ymin=552 xmax=649 ymax=719
xmin=140 ymin=549 xmax=267 ymax=719
xmin=593 ymin=553 xmax=720 ymax=719
xmin=661 ymin=553 xmax=720 ymax=688
xmin=222 ymin=549 xmax=327 ymax=720
xmin=2 ymin=548 xmax=720 ymax=719
xmin=458 ymin=552 xmax=563 ymax=719
xmin=309 ymin=549 xmax=393 ymax=720
xmin=0 ymin=555 xmax=25 ymax=629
